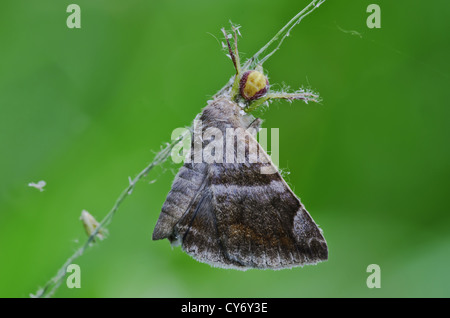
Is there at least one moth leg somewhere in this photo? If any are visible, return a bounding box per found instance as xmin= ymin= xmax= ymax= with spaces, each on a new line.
xmin=245 ymin=91 xmax=321 ymax=113
xmin=247 ymin=118 xmax=262 ymax=130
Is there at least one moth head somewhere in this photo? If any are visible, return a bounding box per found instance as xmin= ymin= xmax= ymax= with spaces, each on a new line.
xmin=239 ymin=70 xmax=269 ymax=101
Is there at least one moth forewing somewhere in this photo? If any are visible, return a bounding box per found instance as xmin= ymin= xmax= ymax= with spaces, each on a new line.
xmin=152 ymin=98 xmax=328 ymax=270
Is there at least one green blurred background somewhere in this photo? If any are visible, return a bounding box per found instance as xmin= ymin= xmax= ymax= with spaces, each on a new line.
xmin=1 ymin=0 xmax=449 ymax=298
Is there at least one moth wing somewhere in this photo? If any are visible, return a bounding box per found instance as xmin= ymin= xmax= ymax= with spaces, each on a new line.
xmin=153 ymin=98 xmax=327 ymax=269
xmin=152 ymin=160 xmax=252 ymax=269
xmin=152 ymin=162 xmax=207 ymax=241
xmin=174 ymin=186 xmax=246 ymax=269
xmin=208 ymin=131 xmax=328 ymax=269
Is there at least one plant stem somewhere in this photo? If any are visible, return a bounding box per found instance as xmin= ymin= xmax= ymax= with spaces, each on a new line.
xmin=31 ymin=133 xmax=186 ymax=298
xmin=245 ymin=0 xmax=326 ymax=68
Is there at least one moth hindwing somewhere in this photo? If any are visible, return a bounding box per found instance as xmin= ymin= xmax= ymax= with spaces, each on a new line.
xmin=152 ymin=97 xmax=328 ymax=270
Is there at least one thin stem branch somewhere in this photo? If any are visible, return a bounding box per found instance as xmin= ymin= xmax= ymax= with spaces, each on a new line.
xmin=214 ymin=0 xmax=327 ymax=99
xmin=31 ymin=132 xmax=186 ymax=298
xmin=245 ymin=0 xmax=326 ymax=68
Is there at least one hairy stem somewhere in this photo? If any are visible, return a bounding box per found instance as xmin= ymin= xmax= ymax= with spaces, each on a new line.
xmin=244 ymin=0 xmax=326 ymax=69
xmin=214 ymin=0 xmax=327 ymax=98
xmin=31 ymin=133 xmax=186 ymax=298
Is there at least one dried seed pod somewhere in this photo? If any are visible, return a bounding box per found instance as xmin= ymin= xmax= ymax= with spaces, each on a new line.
xmin=239 ymin=70 xmax=269 ymax=101
xmin=80 ymin=210 xmax=106 ymax=241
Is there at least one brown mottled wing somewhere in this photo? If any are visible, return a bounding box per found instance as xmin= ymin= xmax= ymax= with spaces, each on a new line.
xmin=168 ymin=139 xmax=327 ymax=270
xmin=153 ymin=98 xmax=327 ymax=269
xmin=152 ymin=162 xmax=207 ymax=241
xmin=173 ymin=184 xmax=247 ymax=269
xmin=208 ymin=161 xmax=328 ymax=269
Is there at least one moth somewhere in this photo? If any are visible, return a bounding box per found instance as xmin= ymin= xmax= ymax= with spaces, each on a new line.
xmin=152 ymin=26 xmax=328 ymax=270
